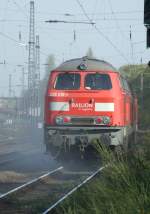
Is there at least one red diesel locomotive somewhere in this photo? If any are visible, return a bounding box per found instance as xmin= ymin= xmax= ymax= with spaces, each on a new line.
xmin=44 ymin=57 xmax=137 ymax=158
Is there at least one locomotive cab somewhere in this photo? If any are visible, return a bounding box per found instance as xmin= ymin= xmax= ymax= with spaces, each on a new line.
xmin=44 ymin=57 xmax=137 ymax=158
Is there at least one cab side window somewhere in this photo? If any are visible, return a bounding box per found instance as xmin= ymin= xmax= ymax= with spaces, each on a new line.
xmin=120 ymin=76 xmax=131 ymax=93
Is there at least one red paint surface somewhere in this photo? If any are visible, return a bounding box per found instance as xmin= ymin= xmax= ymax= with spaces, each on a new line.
xmin=44 ymin=70 xmax=137 ymax=128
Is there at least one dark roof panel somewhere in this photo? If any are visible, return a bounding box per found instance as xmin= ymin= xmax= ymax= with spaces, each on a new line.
xmin=56 ymin=57 xmax=118 ymax=72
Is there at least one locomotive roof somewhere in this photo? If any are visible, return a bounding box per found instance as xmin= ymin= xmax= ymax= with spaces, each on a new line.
xmin=56 ymin=57 xmax=118 ymax=72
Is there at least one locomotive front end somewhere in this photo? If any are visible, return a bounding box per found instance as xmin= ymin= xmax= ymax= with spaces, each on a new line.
xmin=44 ymin=57 xmax=136 ymax=159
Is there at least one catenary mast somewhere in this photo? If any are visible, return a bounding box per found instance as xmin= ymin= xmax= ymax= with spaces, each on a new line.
xmin=28 ymin=1 xmax=41 ymax=125
xmin=28 ymin=1 xmax=35 ymax=90
xmin=35 ymin=35 xmax=40 ymax=119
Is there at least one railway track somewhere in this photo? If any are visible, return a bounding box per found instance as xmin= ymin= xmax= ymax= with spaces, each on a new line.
xmin=0 ymin=165 xmax=106 ymax=213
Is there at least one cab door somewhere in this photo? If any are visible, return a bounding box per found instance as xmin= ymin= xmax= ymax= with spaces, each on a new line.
xmin=120 ymin=77 xmax=132 ymax=126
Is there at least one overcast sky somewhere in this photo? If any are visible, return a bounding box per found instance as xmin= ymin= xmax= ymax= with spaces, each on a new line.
xmin=0 ymin=0 xmax=148 ymax=96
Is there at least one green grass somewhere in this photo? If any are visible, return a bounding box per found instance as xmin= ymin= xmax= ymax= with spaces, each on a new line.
xmin=54 ymin=134 xmax=150 ymax=214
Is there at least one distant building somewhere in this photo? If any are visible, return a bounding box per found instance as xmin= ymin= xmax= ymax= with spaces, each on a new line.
xmin=0 ymin=97 xmax=18 ymax=115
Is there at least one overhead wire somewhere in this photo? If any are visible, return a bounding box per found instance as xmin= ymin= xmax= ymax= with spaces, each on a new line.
xmin=107 ymin=0 xmax=135 ymax=71
xmin=75 ymin=0 xmax=130 ymax=64
xmin=10 ymin=1 xmax=52 ymax=58
xmin=93 ymin=18 xmax=142 ymax=21
xmin=0 ymin=32 xmax=146 ymax=65
xmin=0 ymin=18 xmax=143 ymax=23
xmin=7 ymin=0 xmax=29 ymax=70
xmin=12 ymin=0 xmax=28 ymax=19
xmin=2 ymin=28 xmax=45 ymax=59
xmin=0 ymin=19 xmax=28 ymax=22
xmin=0 ymin=1 xmax=51 ymax=61
xmin=0 ymin=8 xmax=143 ymax=16
xmin=91 ymin=0 xmax=98 ymax=21
xmin=0 ymin=0 xmax=10 ymax=64
xmin=133 ymin=41 xmax=145 ymax=45
xmin=11 ymin=0 xmax=29 ymax=66
xmin=1 ymin=0 xmax=144 ymax=58
xmin=33 ymin=10 xmax=143 ymax=17
xmin=107 ymin=0 xmax=144 ymax=69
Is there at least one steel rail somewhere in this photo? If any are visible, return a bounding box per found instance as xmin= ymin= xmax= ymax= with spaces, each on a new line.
xmin=42 ymin=165 xmax=107 ymax=214
xmin=0 ymin=166 xmax=63 ymax=199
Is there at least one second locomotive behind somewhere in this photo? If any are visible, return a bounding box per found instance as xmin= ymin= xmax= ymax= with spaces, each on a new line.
xmin=44 ymin=57 xmax=138 ymax=158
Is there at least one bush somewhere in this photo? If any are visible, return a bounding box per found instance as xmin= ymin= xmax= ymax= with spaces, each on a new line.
xmin=55 ymin=137 xmax=150 ymax=214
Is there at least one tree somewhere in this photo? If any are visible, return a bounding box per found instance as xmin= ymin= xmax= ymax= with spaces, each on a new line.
xmin=119 ymin=64 xmax=147 ymax=80
xmin=39 ymin=54 xmax=56 ymax=119
xmin=120 ymin=63 xmax=150 ymax=128
xmin=44 ymin=54 xmax=56 ymax=81
xmin=40 ymin=54 xmax=56 ymax=93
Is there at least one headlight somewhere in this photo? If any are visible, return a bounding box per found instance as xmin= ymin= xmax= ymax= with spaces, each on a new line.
xmin=55 ymin=117 xmax=63 ymax=125
xmin=102 ymin=116 xmax=111 ymax=125
xmin=55 ymin=116 xmax=71 ymax=125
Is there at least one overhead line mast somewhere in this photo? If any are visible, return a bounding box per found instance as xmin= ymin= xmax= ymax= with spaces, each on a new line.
xmin=28 ymin=0 xmax=35 ymax=90
xmin=28 ymin=1 xmax=35 ymax=123
xmin=35 ymin=35 xmax=40 ymax=119
xmin=28 ymin=1 xmax=40 ymax=125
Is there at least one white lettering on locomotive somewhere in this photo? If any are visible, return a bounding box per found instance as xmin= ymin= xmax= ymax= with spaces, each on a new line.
xmin=49 ymin=92 xmax=68 ymax=97
xmin=72 ymin=103 xmax=93 ymax=109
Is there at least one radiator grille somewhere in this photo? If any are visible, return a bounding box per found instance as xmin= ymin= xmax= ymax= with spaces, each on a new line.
xmin=71 ymin=117 xmax=94 ymax=125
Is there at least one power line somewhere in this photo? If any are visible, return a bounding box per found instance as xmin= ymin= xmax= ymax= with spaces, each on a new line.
xmin=75 ymin=0 xmax=94 ymax=24
xmin=0 ymin=18 xmax=142 ymax=24
xmin=107 ymin=0 xmax=131 ymax=41
xmin=95 ymin=26 xmax=130 ymax=63
xmin=133 ymin=41 xmax=145 ymax=45
xmin=0 ymin=31 xmax=27 ymax=46
xmin=0 ymin=7 xmax=143 ymax=17
xmin=91 ymin=0 xmax=98 ymax=21
xmin=1 ymin=0 xmax=10 ymax=60
xmin=75 ymin=0 xmax=130 ymax=64
xmin=0 ymin=19 xmax=28 ymax=22
xmin=0 ymin=30 xmax=50 ymax=60
xmin=94 ymin=18 xmax=143 ymax=21
xmin=35 ymin=10 xmax=143 ymax=16
xmin=12 ymin=0 xmax=28 ymax=19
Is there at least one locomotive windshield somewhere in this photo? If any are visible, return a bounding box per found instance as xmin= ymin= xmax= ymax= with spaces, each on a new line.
xmin=54 ymin=73 xmax=80 ymax=90
xmin=85 ymin=73 xmax=112 ymax=90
